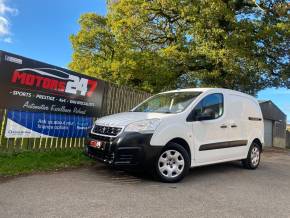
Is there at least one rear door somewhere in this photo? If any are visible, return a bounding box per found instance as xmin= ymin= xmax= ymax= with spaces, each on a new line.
xmin=226 ymin=94 xmax=249 ymax=159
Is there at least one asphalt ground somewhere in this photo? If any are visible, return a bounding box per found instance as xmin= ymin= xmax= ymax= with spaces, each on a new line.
xmin=1 ymin=148 xmax=290 ymax=218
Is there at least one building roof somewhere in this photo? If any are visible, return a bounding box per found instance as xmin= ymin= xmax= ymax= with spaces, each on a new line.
xmin=258 ymin=100 xmax=270 ymax=104
xmin=259 ymin=100 xmax=287 ymax=122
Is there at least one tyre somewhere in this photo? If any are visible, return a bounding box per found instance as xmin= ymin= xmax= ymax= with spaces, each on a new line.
xmin=242 ymin=142 xmax=261 ymax=169
xmin=155 ymin=142 xmax=190 ymax=183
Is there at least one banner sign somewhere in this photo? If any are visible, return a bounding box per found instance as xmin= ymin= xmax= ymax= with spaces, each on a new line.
xmin=5 ymin=110 xmax=93 ymax=138
xmin=0 ymin=50 xmax=106 ymax=116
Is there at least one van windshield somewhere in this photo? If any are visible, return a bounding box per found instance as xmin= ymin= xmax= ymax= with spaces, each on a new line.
xmin=132 ymin=92 xmax=201 ymax=114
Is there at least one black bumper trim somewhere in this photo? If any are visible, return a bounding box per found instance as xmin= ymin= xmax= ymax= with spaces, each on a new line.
xmin=85 ymin=132 xmax=163 ymax=168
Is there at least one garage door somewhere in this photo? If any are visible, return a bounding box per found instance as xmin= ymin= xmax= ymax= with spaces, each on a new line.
xmin=264 ymin=120 xmax=273 ymax=147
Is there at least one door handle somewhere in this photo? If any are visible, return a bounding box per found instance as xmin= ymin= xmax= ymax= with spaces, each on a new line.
xmin=220 ymin=124 xmax=227 ymax=128
xmin=231 ymin=124 xmax=238 ymax=128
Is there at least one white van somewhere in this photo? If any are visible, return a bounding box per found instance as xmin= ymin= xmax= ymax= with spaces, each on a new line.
xmin=86 ymin=88 xmax=264 ymax=182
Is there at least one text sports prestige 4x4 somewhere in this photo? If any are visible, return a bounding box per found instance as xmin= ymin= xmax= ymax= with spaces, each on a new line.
xmin=85 ymin=88 xmax=264 ymax=182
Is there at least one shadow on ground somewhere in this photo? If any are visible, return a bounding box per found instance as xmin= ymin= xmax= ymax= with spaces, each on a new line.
xmin=87 ymin=160 xmax=244 ymax=184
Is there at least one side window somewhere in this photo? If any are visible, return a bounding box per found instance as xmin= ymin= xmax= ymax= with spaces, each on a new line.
xmin=191 ymin=93 xmax=224 ymax=121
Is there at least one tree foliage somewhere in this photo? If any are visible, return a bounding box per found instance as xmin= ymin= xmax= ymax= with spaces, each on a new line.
xmin=70 ymin=0 xmax=289 ymax=95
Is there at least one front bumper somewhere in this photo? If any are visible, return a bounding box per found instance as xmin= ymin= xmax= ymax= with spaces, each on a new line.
xmin=85 ymin=132 xmax=163 ymax=168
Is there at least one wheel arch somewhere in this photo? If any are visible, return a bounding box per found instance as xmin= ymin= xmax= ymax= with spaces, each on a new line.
xmin=252 ymin=138 xmax=263 ymax=152
xmin=166 ymin=137 xmax=191 ymax=163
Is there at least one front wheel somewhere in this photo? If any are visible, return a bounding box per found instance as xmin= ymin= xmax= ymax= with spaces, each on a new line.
xmin=242 ymin=142 xmax=261 ymax=169
xmin=155 ymin=142 xmax=190 ymax=183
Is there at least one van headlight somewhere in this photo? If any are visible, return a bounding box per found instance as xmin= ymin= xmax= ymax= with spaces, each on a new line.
xmin=124 ymin=119 xmax=161 ymax=133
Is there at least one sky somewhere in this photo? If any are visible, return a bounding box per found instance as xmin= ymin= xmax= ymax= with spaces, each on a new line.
xmin=0 ymin=0 xmax=289 ymax=122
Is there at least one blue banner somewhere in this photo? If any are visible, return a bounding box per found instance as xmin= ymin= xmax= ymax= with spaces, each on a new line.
xmin=5 ymin=110 xmax=93 ymax=138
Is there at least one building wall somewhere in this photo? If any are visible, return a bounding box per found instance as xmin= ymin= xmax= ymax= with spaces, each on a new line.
xmin=264 ymin=120 xmax=273 ymax=147
xmin=273 ymin=120 xmax=286 ymax=148
xmin=286 ymin=131 xmax=290 ymax=149
xmin=260 ymin=101 xmax=287 ymax=148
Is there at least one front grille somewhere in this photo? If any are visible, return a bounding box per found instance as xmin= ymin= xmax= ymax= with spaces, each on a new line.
xmin=92 ymin=125 xmax=122 ymax=136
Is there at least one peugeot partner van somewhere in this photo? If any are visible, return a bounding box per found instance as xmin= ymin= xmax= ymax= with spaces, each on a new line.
xmin=86 ymin=88 xmax=264 ymax=182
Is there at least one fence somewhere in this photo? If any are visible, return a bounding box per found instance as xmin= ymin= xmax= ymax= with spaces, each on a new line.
xmin=0 ymin=83 xmax=151 ymax=152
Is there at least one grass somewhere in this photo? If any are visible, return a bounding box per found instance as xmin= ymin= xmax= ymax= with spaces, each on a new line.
xmin=0 ymin=149 xmax=94 ymax=176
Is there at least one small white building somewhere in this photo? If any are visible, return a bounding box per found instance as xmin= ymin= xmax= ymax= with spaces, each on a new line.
xmin=259 ymin=100 xmax=287 ymax=148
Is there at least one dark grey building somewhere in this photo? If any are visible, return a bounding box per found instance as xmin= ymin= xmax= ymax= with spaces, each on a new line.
xmin=259 ymin=100 xmax=287 ymax=148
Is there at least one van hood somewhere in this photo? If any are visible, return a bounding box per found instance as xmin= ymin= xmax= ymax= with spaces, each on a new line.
xmin=95 ymin=112 xmax=172 ymax=127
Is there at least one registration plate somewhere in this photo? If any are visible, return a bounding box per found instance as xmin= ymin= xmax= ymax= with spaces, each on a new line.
xmin=89 ymin=140 xmax=105 ymax=150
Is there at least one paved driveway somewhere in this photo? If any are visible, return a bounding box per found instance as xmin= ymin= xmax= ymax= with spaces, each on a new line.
xmin=1 ymin=148 xmax=290 ymax=218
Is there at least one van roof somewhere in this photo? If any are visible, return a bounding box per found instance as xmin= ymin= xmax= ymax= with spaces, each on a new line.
xmin=160 ymin=88 xmax=255 ymax=100
xmin=161 ymin=88 xmax=212 ymax=93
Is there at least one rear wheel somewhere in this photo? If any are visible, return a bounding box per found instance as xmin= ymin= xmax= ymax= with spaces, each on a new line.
xmin=242 ymin=142 xmax=261 ymax=169
xmin=155 ymin=142 xmax=190 ymax=183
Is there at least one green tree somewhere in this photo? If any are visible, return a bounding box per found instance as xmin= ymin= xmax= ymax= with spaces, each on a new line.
xmin=70 ymin=0 xmax=289 ymax=95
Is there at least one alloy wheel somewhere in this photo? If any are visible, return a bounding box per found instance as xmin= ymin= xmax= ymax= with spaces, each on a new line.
xmin=251 ymin=146 xmax=260 ymax=167
xmin=158 ymin=150 xmax=185 ymax=178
